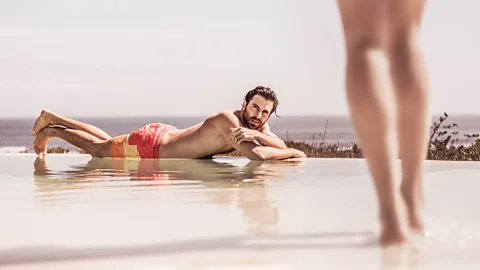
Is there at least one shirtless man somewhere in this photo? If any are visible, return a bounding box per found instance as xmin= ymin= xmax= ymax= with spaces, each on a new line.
xmin=32 ymin=86 xmax=306 ymax=161
xmin=336 ymin=0 xmax=430 ymax=246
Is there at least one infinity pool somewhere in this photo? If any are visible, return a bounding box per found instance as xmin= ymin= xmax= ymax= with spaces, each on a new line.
xmin=1 ymin=154 xmax=480 ymax=269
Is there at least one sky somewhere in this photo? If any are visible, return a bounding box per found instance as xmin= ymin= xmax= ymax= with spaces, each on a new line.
xmin=1 ymin=0 xmax=479 ymax=117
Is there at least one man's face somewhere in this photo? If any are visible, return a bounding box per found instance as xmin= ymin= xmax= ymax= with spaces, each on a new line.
xmin=242 ymin=95 xmax=274 ymax=130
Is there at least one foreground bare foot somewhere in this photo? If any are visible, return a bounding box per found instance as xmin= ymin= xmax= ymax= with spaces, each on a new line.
xmin=379 ymin=222 xmax=409 ymax=246
xmin=401 ymin=184 xmax=425 ymax=234
xmin=33 ymin=110 xmax=54 ymax=137
xmin=33 ymin=127 xmax=54 ymax=156
xmin=379 ymin=200 xmax=410 ymax=246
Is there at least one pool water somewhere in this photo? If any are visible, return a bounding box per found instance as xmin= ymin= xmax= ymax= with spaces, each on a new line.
xmin=1 ymin=154 xmax=480 ymax=269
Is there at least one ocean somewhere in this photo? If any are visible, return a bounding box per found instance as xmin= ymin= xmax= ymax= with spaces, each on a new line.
xmin=1 ymin=114 xmax=479 ymax=153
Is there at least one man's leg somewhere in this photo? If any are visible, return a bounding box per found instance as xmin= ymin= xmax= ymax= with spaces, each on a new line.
xmin=336 ymin=0 xmax=408 ymax=246
xmin=33 ymin=110 xmax=111 ymax=140
xmin=387 ymin=0 xmax=430 ymax=233
xmin=34 ymin=126 xmax=112 ymax=158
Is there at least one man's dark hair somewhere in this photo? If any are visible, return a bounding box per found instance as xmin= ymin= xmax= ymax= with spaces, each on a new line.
xmin=244 ymin=86 xmax=280 ymax=117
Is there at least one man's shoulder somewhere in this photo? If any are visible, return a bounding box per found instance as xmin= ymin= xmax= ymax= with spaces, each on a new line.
xmin=209 ymin=110 xmax=239 ymax=122
xmin=211 ymin=109 xmax=236 ymax=117
xmin=208 ymin=110 xmax=242 ymax=130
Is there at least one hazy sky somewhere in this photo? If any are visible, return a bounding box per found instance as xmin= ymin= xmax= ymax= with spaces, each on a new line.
xmin=1 ymin=0 xmax=479 ymax=117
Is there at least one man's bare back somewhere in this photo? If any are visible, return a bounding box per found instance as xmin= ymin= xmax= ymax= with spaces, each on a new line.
xmin=32 ymin=86 xmax=306 ymax=160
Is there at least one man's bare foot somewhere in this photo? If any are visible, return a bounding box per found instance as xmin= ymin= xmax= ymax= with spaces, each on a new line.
xmin=33 ymin=127 xmax=54 ymax=156
xmin=401 ymin=184 xmax=425 ymax=234
xmin=33 ymin=110 xmax=54 ymax=137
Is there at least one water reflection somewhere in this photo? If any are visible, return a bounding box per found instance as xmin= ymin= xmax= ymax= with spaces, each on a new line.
xmin=33 ymin=157 xmax=304 ymax=234
xmin=33 ymin=157 xmax=302 ymax=183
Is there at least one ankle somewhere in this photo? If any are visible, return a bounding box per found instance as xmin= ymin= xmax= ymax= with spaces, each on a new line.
xmin=379 ymin=200 xmax=403 ymax=223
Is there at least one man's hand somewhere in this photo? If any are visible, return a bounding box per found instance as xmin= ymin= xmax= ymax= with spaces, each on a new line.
xmin=230 ymin=127 xmax=260 ymax=144
xmin=292 ymin=149 xmax=307 ymax=158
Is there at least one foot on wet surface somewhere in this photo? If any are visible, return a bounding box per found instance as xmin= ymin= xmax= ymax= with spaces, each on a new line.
xmin=33 ymin=127 xmax=54 ymax=156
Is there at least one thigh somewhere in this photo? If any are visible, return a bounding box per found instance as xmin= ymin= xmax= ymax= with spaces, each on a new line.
xmin=336 ymin=0 xmax=388 ymax=47
xmin=385 ymin=0 xmax=428 ymax=54
xmin=387 ymin=0 xmax=428 ymax=30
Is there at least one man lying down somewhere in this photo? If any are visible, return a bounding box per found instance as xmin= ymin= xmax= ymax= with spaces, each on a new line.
xmin=32 ymin=86 xmax=307 ymax=161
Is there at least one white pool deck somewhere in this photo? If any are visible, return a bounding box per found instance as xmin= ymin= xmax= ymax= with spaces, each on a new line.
xmin=1 ymin=153 xmax=479 ymax=269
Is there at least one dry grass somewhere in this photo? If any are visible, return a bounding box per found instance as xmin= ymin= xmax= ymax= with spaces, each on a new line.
xmin=221 ymin=112 xmax=480 ymax=161
xmin=426 ymin=113 xmax=480 ymax=161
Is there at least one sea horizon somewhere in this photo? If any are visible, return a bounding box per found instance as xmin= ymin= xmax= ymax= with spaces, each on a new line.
xmin=1 ymin=113 xmax=479 ymax=153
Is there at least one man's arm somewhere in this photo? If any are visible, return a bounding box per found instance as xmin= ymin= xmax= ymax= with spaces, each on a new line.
xmin=256 ymin=123 xmax=287 ymax=149
xmin=230 ymin=123 xmax=287 ymax=149
xmin=215 ymin=113 xmax=304 ymax=161
xmin=249 ymin=145 xmax=305 ymax=160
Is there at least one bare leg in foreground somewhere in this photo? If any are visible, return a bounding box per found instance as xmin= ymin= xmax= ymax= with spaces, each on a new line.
xmin=336 ymin=0 xmax=430 ymax=246
xmin=33 ymin=110 xmax=111 ymax=140
xmin=388 ymin=0 xmax=430 ymax=233
xmin=337 ymin=0 xmax=407 ymax=246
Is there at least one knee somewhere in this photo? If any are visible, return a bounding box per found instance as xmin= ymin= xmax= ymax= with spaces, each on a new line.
xmin=346 ymin=36 xmax=384 ymax=56
xmin=89 ymin=140 xmax=112 ymax=158
xmin=387 ymin=28 xmax=421 ymax=63
xmin=344 ymin=36 xmax=386 ymax=69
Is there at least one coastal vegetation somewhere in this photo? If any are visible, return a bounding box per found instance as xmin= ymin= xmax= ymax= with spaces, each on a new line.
xmin=223 ymin=113 xmax=480 ymax=161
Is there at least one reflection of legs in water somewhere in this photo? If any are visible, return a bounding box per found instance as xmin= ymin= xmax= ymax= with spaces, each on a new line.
xmin=336 ymin=0 xmax=430 ymax=246
xmin=381 ymin=245 xmax=424 ymax=270
xmin=238 ymin=183 xmax=278 ymax=234
xmin=33 ymin=157 xmax=48 ymax=176
xmin=33 ymin=127 xmax=113 ymax=157
xmin=33 ymin=110 xmax=111 ymax=140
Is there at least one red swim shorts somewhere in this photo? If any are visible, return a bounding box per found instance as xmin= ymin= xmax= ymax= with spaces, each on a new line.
xmin=110 ymin=123 xmax=177 ymax=159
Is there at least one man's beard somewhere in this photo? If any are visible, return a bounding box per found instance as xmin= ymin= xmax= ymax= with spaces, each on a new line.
xmin=242 ymin=110 xmax=263 ymax=130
